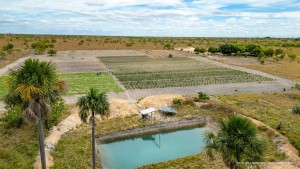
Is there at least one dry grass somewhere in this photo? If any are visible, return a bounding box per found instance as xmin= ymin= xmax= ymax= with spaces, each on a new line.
xmin=218 ymin=91 xmax=300 ymax=154
xmin=243 ymin=60 xmax=300 ymax=82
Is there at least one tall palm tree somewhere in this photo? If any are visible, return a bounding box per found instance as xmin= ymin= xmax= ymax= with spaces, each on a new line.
xmin=204 ymin=114 xmax=266 ymax=169
xmin=4 ymin=58 xmax=66 ymax=169
xmin=77 ymin=88 xmax=109 ymax=169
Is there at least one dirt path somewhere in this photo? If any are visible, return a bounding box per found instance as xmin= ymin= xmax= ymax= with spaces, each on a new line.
xmin=34 ymin=107 xmax=82 ymax=169
xmin=0 ymin=55 xmax=33 ymax=76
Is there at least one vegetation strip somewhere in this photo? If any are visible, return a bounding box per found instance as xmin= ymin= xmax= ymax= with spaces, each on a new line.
xmin=96 ymin=117 xmax=210 ymax=143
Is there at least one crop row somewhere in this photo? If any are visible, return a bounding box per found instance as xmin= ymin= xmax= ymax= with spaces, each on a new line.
xmin=122 ymin=75 xmax=273 ymax=89
xmin=116 ymin=69 xmax=256 ymax=81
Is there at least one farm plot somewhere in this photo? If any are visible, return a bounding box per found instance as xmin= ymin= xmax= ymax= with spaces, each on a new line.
xmin=100 ymin=56 xmax=273 ymax=90
xmin=62 ymin=72 xmax=123 ymax=95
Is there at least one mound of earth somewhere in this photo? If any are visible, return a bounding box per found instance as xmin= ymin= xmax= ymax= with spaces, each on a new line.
xmin=109 ymin=99 xmax=139 ymax=118
xmin=138 ymin=94 xmax=185 ymax=109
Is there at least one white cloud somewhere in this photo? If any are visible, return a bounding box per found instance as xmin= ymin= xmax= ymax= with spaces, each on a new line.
xmin=0 ymin=0 xmax=299 ymax=37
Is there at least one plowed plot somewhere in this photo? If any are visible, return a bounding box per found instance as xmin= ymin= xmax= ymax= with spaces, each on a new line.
xmin=100 ymin=56 xmax=273 ymax=89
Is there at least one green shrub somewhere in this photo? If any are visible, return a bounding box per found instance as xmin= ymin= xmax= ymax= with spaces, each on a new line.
xmin=194 ymin=92 xmax=210 ymax=102
xmin=288 ymin=53 xmax=297 ymax=61
xmin=208 ymin=46 xmax=219 ymax=54
xmin=194 ymin=47 xmax=206 ymax=54
xmin=48 ymin=99 xmax=66 ymax=126
xmin=292 ymin=106 xmax=300 ymax=114
xmin=1 ymin=106 xmax=23 ymax=128
xmin=172 ymin=98 xmax=182 ymax=105
xmin=293 ymin=83 xmax=300 ymax=90
xmin=164 ymin=43 xmax=172 ymax=49
xmin=47 ymin=49 xmax=57 ymax=56
xmin=0 ymin=50 xmax=5 ymax=59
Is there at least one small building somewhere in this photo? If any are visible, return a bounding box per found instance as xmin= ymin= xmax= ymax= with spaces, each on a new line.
xmin=140 ymin=107 xmax=156 ymax=119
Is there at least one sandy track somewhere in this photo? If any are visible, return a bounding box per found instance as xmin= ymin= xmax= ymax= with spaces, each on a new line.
xmin=34 ymin=107 xmax=82 ymax=169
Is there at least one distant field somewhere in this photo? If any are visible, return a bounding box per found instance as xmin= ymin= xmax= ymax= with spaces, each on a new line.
xmin=100 ymin=56 xmax=273 ymax=89
xmin=62 ymin=72 xmax=122 ymax=95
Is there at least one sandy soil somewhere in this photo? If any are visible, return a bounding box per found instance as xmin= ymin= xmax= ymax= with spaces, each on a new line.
xmin=34 ymin=107 xmax=82 ymax=169
xmin=138 ymin=94 xmax=185 ymax=109
xmin=108 ymin=99 xmax=139 ymax=118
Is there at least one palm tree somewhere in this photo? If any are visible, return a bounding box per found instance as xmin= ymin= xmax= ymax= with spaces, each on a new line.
xmin=204 ymin=114 xmax=266 ymax=169
xmin=77 ymin=88 xmax=109 ymax=169
xmin=4 ymin=58 xmax=66 ymax=169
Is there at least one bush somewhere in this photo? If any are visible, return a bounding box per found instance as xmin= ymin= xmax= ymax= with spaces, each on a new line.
xmin=292 ymin=106 xmax=300 ymax=114
xmin=292 ymin=83 xmax=300 ymax=90
xmin=288 ymin=53 xmax=297 ymax=61
xmin=164 ymin=43 xmax=172 ymax=49
xmin=194 ymin=92 xmax=210 ymax=102
xmin=208 ymin=46 xmax=219 ymax=54
xmin=194 ymin=47 xmax=206 ymax=54
xmin=275 ymin=49 xmax=284 ymax=55
xmin=168 ymin=54 xmax=173 ymax=58
xmin=0 ymin=50 xmax=5 ymax=59
xmin=48 ymin=99 xmax=66 ymax=126
xmin=219 ymin=44 xmax=238 ymax=55
xmin=0 ymin=106 xmax=23 ymax=128
xmin=47 ymin=49 xmax=57 ymax=56
xmin=172 ymin=98 xmax=182 ymax=105
xmin=264 ymin=48 xmax=274 ymax=57
xmin=246 ymin=44 xmax=262 ymax=57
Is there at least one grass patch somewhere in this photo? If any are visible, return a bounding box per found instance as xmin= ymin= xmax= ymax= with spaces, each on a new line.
xmin=0 ymin=105 xmax=71 ymax=168
xmin=0 ymin=76 xmax=8 ymax=101
xmin=53 ymin=103 xmax=285 ymax=168
xmin=62 ymin=72 xmax=123 ymax=95
xmin=244 ymin=60 xmax=300 ymax=82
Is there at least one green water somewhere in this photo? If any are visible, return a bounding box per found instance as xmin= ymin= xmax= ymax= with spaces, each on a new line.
xmin=99 ymin=127 xmax=207 ymax=169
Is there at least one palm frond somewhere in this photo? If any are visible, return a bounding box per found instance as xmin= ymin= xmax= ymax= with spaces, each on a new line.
xmin=15 ymin=84 xmax=42 ymax=101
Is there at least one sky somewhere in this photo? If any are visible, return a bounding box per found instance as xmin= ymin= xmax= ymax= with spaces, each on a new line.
xmin=0 ymin=0 xmax=300 ymax=37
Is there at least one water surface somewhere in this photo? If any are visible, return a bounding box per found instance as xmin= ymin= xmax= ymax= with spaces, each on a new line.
xmin=99 ymin=127 xmax=207 ymax=169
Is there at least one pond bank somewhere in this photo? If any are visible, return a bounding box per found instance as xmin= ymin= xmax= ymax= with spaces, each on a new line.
xmin=96 ymin=117 xmax=214 ymax=143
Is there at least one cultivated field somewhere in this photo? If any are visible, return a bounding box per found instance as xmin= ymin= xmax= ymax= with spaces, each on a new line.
xmin=62 ymin=72 xmax=122 ymax=95
xmin=100 ymin=56 xmax=273 ymax=89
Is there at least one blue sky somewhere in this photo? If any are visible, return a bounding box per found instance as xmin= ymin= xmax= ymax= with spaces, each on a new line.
xmin=0 ymin=0 xmax=300 ymax=37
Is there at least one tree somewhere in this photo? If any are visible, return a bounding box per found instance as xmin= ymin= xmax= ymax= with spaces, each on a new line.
xmin=208 ymin=46 xmax=219 ymax=54
xmin=264 ymin=48 xmax=274 ymax=57
xmin=246 ymin=44 xmax=262 ymax=57
xmin=77 ymin=88 xmax=109 ymax=169
xmin=4 ymin=58 xmax=66 ymax=169
xmin=204 ymin=114 xmax=265 ymax=169
xmin=219 ymin=44 xmax=238 ymax=55
xmin=194 ymin=47 xmax=206 ymax=54
xmin=47 ymin=49 xmax=57 ymax=56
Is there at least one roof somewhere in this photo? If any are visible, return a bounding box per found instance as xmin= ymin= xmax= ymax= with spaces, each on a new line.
xmin=140 ymin=107 xmax=156 ymax=115
xmin=160 ymin=106 xmax=177 ymax=113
